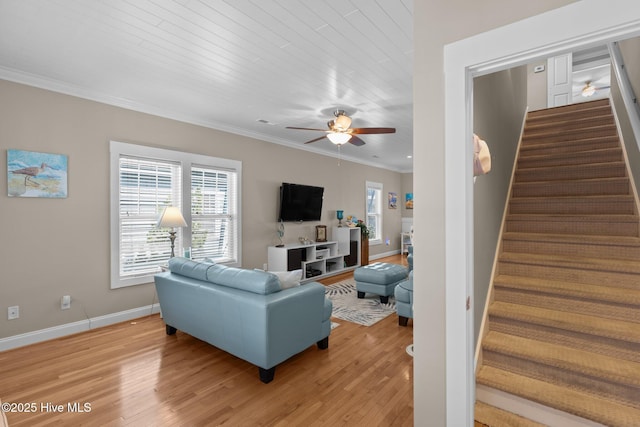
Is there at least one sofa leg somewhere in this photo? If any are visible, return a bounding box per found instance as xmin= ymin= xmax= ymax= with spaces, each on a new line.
xmin=398 ymin=316 xmax=409 ymax=327
xmin=357 ymin=291 xmax=365 ymax=299
xmin=380 ymin=295 xmax=389 ymax=304
xmin=166 ymin=325 xmax=177 ymax=335
xmin=259 ymin=366 xmax=276 ymax=384
xmin=317 ymin=336 xmax=329 ymax=350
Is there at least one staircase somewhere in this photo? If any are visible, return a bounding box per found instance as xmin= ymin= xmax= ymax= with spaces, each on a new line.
xmin=475 ymin=99 xmax=640 ymax=427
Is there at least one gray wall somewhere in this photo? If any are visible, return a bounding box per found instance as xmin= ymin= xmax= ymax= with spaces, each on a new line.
xmin=527 ymin=61 xmax=549 ymax=111
xmin=612 ymin=37 xmax=640 ymax=194
xmin=472 ymin=66 xmax=528 ymax=344
xmin=0 ymin=79 xmax=405 ymax=338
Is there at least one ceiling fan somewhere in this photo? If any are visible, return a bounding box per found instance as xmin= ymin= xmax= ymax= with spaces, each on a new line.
xmin=286 ymin=110 xmax=396 ymax=146
xmin=575 ymin=79 xmax=611 ymax=98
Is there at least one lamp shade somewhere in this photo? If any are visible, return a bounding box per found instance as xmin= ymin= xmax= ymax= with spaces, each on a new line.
xmin=327 ymin=132 xmax=352 ymax=145
xmin=157 ymin=206 xmax=187 ymax=228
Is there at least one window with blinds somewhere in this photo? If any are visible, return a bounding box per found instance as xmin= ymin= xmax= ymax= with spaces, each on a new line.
xmin=366 ymin=181 xmax=383 ymax=245
xmin=110 ymin=141 xmax=242 ymax=289
xmin=190 ymin=166 xmax=237 ymax=263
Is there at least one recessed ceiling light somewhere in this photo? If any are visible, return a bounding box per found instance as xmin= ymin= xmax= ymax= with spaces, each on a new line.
xmin=407 ymin=155 xmax=413 ymax=159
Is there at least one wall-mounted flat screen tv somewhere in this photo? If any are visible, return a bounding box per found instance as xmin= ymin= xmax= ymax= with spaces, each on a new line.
xmin=278 ymin=182 xmax=324 ymax=222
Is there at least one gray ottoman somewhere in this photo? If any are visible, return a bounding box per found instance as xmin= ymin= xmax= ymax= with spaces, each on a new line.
xmin=354 ymin=262 xmax=408 ymax=303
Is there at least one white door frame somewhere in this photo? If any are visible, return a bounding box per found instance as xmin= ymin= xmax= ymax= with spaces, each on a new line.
xmin=442 ymin=2 xmax=640 ymax=425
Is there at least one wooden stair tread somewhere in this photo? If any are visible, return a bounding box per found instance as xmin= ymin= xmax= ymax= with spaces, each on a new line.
xmin=521 ymin=126 xmax=617 ymax=145
xmin=515 ymin=160 xmax=626 ymax=173
xmin=523 ymin=123 xmax=616 ymax=137
xmin=512 ymin=180 xmax=630 ymax=199
xmin=476 ymin=366 xmax=640 ymax=426
xmin=519 ymin=135 xmax=619 ymax=153
xmin=525 ymin=111 xmax=612 ymax=125
xmin=502 ymin=232 xmax=640 ymax=246
xmin=506 ymin=213 xmax=640 ymax=221
xmin=510 ymin=194 xmax=635 ymax=202
xmin=474 ymin=401 xmax=546 ymax=427
xmin=525 ymin=108 xmax=613 ymax=126
xmin=526 ymin=99 xmax=610 ymax=119
xmin=517 ymin=147 xmax=622 ymax=168
xmin=483 ymin=331 xmax=640 ymax=386
xmin=499 ymin=251 xmax=640 ymax=274
xmin=489 ymin=301 xmax=640 ymax=343
xmin=493 ymin=274 xmax=640 ymax=305
xmin=514 ymin=163 xmax=627 ymax=183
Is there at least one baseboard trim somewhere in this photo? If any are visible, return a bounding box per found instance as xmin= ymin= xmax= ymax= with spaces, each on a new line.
xmin=476 ymin=384 xmax=607 ymax=427
xmin=0 ymin=304 xmax=161 ymax=352
xmin=371 ymin=249 xmax=401 ymax=260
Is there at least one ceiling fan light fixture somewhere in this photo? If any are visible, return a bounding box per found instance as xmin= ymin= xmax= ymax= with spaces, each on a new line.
xmin=334 ymin=111 xmax=352 ymax=131
xmin=582 ymin=82 xmax=596 ymax=97
xmin=327 ymin=132 xmax=352 ymax=145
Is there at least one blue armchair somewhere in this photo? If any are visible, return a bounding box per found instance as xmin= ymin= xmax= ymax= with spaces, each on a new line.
xmin=394 ymin=270 xmax=413 ymax=326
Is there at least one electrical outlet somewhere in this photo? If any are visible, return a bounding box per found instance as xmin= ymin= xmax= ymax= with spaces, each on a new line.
xmin=61 ymin=295 xmax=71 ymax=310
xmin=8 ymin=306 xmax=19 ymax=320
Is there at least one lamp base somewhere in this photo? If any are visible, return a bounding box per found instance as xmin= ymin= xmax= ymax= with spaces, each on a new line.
xmin=169 ymin=231 xmax=177 ymax=258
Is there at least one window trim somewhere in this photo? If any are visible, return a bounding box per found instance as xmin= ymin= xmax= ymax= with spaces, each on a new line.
xmin=365 ymin=180 xmax=383 ymax=246
xmin=110 ymin=141 xmax=242 ymax=288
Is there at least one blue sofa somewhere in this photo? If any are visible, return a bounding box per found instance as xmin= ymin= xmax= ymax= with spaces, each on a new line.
xmin=154 ymin=257 xmax=333 ymax=383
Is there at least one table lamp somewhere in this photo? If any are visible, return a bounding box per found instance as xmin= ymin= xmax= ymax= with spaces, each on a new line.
xmin=157 ymin=206 xmax=187 ymax=257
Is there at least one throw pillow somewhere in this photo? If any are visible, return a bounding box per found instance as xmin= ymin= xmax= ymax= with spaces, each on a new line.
xmin=270 ymin=269 xmax=303 ymax=289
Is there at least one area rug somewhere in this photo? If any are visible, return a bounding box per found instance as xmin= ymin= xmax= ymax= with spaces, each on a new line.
xmin=324 ymin=279 xmax=396 ymax=327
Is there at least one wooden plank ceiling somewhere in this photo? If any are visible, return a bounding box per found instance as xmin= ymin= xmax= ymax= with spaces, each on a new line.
xmin=0 ymin=0 xmax=414 ymax=172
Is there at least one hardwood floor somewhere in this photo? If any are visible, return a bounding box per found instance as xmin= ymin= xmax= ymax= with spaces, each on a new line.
xmin=1 ymin=255 xmax=414 ymax=426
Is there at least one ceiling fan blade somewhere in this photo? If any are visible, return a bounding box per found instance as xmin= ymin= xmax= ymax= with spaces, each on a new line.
xmin=303 ymin=135 xmax=328 ymax=144
xmin=286 ymin=126 xmax=328 ymax=132
xmin=349 ymin=136 xmax=366 ymax=146
xmin=350 ymin=127 xmax=396 ymax=135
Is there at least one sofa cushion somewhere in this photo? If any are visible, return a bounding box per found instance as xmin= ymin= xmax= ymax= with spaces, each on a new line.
xmin=269 ymin=269 xmax=303 ymax=289
xmin=206 ymin=263 xmax=281 ymax=295
xmin=168 ymin=257 xmax=215 ymax=282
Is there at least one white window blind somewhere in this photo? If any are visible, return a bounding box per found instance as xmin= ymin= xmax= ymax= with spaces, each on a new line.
xmin=118 ymin=156 xmax=183 ymax=278
xmin=366 ymin=181 xmax=383 ymax=245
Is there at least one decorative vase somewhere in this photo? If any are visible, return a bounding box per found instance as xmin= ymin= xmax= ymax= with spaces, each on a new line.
xmin=336 ymin=210 xmax=344 ymax=227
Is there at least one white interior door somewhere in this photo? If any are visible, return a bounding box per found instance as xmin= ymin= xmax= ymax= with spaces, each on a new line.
xmin=547 ymin=53 xmax=573 ymax=107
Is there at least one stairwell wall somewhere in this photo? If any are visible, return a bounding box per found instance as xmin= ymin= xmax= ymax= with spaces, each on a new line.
xmin=611 ymin=37 xmax=640 ymax=196
xmin=472 ymin=66 xmax=528 ymax=344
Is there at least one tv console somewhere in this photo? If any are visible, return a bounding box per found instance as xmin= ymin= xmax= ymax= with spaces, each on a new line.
xmin=267 ymin=227 xmax=361 ymax=281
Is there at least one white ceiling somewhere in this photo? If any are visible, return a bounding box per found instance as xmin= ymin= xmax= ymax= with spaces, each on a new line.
xmin=0 ymin=0 xmax=414 ymax=172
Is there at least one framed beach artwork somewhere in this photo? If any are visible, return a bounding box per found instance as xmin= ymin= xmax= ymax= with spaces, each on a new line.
xmin=7 ymin=149 xmax=68 ymax=198
xmin=405 ymin=193 xmax=413 ymax=209
xmin=388 ymin=192 xmax=397 ymax=209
